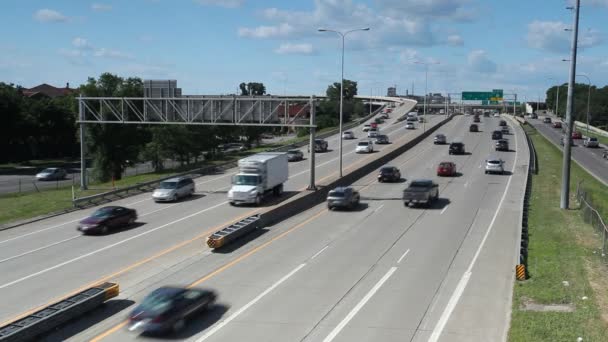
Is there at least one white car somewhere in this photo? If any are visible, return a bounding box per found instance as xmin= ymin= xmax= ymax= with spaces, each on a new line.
xmin=356 ymin=141 xmax=374 ymax=153
xmin=342 ymin=131 xmax=355 ymax=139
xmin=484 ymin=158 xmax=505 ymax=175
xmin=493 ymin=113 xmax=500 ymax=117
xmin=583 ymin=137 xmax=599 ymax=148
xmin=368 ymin=130 xmax=378 ymax=138
xmin=362 ymin=124 xmax=371 ymax=132
xmin=405 ymin=123 xmax=415 ymax=129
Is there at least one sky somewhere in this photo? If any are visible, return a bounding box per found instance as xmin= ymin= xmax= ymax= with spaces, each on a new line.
xmin=1 ymin=0 xmax=607 ymax=102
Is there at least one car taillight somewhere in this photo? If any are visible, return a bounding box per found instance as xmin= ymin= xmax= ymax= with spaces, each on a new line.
xmin=151 ymin=314 xmax=167 ymax=323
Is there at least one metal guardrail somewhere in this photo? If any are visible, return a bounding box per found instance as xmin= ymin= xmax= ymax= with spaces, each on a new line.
xmin=0 ymin=282 xmax=119 ymax=341
xmin=576 ymin=180 xmax=608 ymax=257
xmin=517 ymin=119 xmax=535 ymax=279
xmin=206 ymin=214 xmax=261 ymax=249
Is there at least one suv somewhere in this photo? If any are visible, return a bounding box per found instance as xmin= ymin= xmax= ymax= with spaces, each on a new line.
xmin=367 ymin=128 xmax=379 ymax=138
xmin=485 ymin=158 xmax=505 ymax=175
xmin=469 ymin=124 xmax=479 ymax=132
xmin=153 ymin=177 xmax=195 ymax=202
xmin=356 ymin=141 xmax=374 ymax=153
xmin=327 ymin=187 xmax=360 ymax=210
xmin=449 ymin=142 xmax=465 ymax=155
xmin=583 ymin=137 xmax=599 ymax=148
xmin=378 ymin=166 xmax=401 ymax=182
xmin=495 ymin=139 xmax=509 ymax=151
xmin=308 ymin=139 xmax=328 ymax=153
xmin=492 ymin=130 xmax=503 ymax=140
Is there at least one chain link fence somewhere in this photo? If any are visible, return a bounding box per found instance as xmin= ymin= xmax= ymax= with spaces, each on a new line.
xmin=576 ymin=180 xmax=607 ymax=257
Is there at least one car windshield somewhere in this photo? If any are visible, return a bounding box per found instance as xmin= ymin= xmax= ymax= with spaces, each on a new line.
xmin=158 ymin=181 xmax=177 ymax=189
xmin=287 ymin=150 xmax=299 ymax=155
xmin=488 ymin=160 xmax=501 ymax=165
xmin=589 ymin=138 xmax=597 ymax=142
xmin=328 ymin=191 xmax=345 ymax=198
xmin=410 ymin=181 xmax=430 ymax=188
xmin=233 ymin=175 xmax=259 ymax=186
xmin=92 ymin=207 xmax=115 ymax=218
xmin=439 ymin=163 xmax=451 ymax=168
xmin=41 ymin=168 xmax=56 ymax=173
xmin=380 ymin=167 xmax=394 ymax=173
xmin=358 ymin=142 xmax=369 ymax=146
xmin=138 ymin=290 xmax=176 ymax=314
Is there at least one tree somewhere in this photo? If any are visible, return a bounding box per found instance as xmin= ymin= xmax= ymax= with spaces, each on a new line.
xmin=80 ymin=73 xmax=147 ymax=181
xmin=239 ymin=82 xmax=266 ymax=96
xmin=315 ymin=79 xmax=365 ymax=129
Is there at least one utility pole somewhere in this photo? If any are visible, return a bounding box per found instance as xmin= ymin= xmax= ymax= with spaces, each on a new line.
xmin=561 ymin=0 xmax=580 ymax=210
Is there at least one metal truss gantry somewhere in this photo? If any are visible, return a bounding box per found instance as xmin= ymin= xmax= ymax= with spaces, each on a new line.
xmin=78 ymin=96 xmax=318 ymax=128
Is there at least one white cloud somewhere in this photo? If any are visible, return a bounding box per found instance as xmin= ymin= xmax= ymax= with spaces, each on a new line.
xmin=238 ymin=23 xmax=294 ymax=38
xmin=527 ymin=20 xmax=603 ymax=53
xmin=447 ymin=34 xmax=464 ymax=46
xmin=376 ymin=0 xmax=476 ymax=21
xmin=467 ymin=50 xmax=497 ymax=73
xmin=275 ymin=43 xmax=314 ymax=55
xmin=34 ymin=9 xmax=68 ymax=23
xmin=194 ymin=0 xmax=244 ymax=8
xmin=72 ymin=37 xmax=94 ymax=50
xmin=91 ymin=3 xmax=112 ymax=11
xmin=93 ymin=48 xmax=134 ymax=59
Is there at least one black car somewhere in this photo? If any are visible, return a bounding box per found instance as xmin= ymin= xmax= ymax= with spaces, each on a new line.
xmin=128 ymin=287 xmax=217 ymax=335
xmin=469 ymin=124 xmax=479 ymax=132
xmin=473 ymin=116 xmax=481 ymax=123
xmin=492 ymin=130 xmax=503 ymax=140
xmin=495 ymin=139 xmax=509 ymax=151
xmin=543 ymin=117 xmax=552 ymax=123
xmin=499 ymin=120 xmax=507 ymax=126
xmin=449 ymin=142 xmax=465 ymax=155
xmin=378 ymin=166 xmax=401 ymax=182
xmin=77 ymin=206 xmax=138 ymax=235
xmin=308 ymin=139 xmax=328 ymax=153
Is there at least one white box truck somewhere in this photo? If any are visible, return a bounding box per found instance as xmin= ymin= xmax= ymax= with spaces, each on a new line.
xmin=228 ymin=152 xmax=289 ymax=206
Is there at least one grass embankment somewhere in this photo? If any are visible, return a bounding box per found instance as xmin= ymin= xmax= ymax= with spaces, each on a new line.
xmin=508 ymin=125 xmax=608 ymax=341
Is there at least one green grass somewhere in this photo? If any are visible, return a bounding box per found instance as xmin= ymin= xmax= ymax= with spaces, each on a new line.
xmin=508 ymin=124 xmax=608 ymax=341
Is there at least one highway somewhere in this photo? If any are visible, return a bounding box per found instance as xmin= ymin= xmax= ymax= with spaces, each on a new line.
xmin=0 ymin=103 xmax=433 ymax=323
xmin=526 ymin=114 xmax=608 ymax=185
xmin=0 ymin=113 xmax=529 ymax=342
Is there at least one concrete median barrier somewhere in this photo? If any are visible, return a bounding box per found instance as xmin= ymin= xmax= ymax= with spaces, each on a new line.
xmin=0 ymin=282 xmax=119 ymax=342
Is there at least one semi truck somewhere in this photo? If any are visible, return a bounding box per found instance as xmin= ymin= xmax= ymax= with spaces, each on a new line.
xmin=228 ymin=152 xmax=289 ymax=206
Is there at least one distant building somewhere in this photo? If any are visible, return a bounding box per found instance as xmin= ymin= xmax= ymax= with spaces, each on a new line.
xmin=387 ymin=87 xmax=397 ymax=97
xmin=144 ymin=80 xmax=182 ymax=98
xmin=21 ymin=83 xmax=76 ymax=98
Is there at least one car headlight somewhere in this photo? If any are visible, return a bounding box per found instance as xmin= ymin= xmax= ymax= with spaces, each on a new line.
xmin=249 ymin=189 xmax=258 ymax=194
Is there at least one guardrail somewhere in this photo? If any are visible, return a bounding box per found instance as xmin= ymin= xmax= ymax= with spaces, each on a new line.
xmin=206 ymin=214 xmax=261 ymax=249
xmin=515 ymin=116 xmax=534 ymax=280
xmin=576 ymin=180 xmax=608 ymax=257
xmin=0 ymin=282 xmax=119 ymax=341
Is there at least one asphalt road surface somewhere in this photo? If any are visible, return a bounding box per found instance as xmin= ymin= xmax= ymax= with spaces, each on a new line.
xmin=0 ymin=113 xmax=528 ymax=342
xmin=527 ymin=114 xmax=607 ymax=185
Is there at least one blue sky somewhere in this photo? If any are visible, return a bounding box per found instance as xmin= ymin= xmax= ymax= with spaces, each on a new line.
xmin=1 ymin=0 xmax=607 ymax=101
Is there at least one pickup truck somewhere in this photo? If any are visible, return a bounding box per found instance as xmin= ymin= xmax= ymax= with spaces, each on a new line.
xmin=403 ymin=180 xmax=439 ymax=207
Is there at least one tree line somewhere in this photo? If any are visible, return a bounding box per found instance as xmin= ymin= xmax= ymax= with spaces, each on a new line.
xmin=545 ymin=83 xmax=608 ymax=129
xmin=1 ymin=73 xmax=366 ymax=181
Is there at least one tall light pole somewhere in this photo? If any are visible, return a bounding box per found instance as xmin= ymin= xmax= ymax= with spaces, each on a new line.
xmin=318 ymin=27 xmax=370 ymax=178
xmin=561 ymin=0 xmax=580 ymax=210
xmin=577 ymin=74 xmax=591 ymax=135
xmin=414 ymin=60 xmax=440 ymax=132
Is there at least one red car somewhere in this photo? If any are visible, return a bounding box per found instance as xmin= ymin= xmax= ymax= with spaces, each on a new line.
xmin=370 ymin=122 xmax=378 ymax=129
xmin=572 ymin=131 xmax=582 ymax=139
xmin=437 ymin=162 xmax=457 ymax=177
xmin=77 ymin=206 xmax=138 ymax=235
xmin=552 ymin=122 xmax=562 ymax=128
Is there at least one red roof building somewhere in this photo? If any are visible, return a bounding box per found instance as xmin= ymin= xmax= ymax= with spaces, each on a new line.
xmin=21 ymin=83 xmax=76 ymax=98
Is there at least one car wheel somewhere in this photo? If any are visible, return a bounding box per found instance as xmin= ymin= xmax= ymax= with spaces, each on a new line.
xmin=255 ymin=195 xmax=262 ymax=206
xmin=127 ymin=217 xmax=135 ymax=226
xmin=100 ymin=225 xmax=109 ymax=235
xmin=485 ymin=171 xmax=488 ymax=174
xmin=229 ymin=202 xmax=236 ymax=206
xmin=190 ymin=189 xmax=195 ymax=197
xmin=172 ymin=319 xmax=185 ymax=333
xmin=172 ymin=194 xmax=178 ymax=202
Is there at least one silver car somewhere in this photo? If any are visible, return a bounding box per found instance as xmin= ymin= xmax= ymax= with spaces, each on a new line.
xmin=153 ymin=176 xmax=195 ymax=202
xmin=583 ymin=137 xmax=599 ymax=148
xmin=485 ymin=158 xmax=505 ymax=175
xmin=434 ymin=134 xmax=447 ymax=144
xmin=36 ymin=167 xmax=67 ymax=181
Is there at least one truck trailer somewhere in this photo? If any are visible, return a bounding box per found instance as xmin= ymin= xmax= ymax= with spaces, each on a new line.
xmin=228 ymin=152 xmax=289 ymax=206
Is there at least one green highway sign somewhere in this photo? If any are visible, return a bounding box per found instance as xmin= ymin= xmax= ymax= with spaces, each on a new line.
xmin=462 ymin=89 xmax=503 ymax=101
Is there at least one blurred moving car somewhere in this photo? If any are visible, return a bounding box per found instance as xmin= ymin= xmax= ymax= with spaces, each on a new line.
xmin=405 ymin=123 xmax=415 ymax=129
xmin=473 ymin=116 xmax=481 ymax=123
xmin=530 ymin=113 xmax=538 ymax=119
xmin=362 ymin=124 xmax=371 ymax=132
xmin=449 ymin=142 xmax=465 ymax=155
xmin=501 ymin=126 xmax=509 ymax=135
xmin=35 ymin=167 xmax=67 ymax=181
xmin=560 ymin=136 xmax=574 ymax=146
xmin=485 ymin=157 xmax=505 ymax=175
xmin=374 ymin=134 xmax=389 ymax=144
xmin=418 ymin=116 xmax=425 ymax=123
xmin=434 ymin=134 xmax=447 ymax=144
xmin=543 ymin=117 xmax=552 ymax=123
xmin=153 ymin=177 xmax=195 ymax=202
xmin=127 ymin=287 xmax=217 ymax=334
xmin=583 ymin=137 xmax=599 ymax=148
xmin=367 ymin=128 xmax=379 ymax=138
xmin=437 ymin=162 xmax=457 ymax=177
xmin=308 ymin=139 xmax=328 ymax=153
xmin=342 ymin=131 xmax=355 ymax=139
xmin=327 ymin=187 xmax=360 ymax=210
xmin=493 ymin=113 xmax=500 ymax=117
xmin=495 ymin=139 xmax=509 ymax=151
xmin=378 ymin=166 xmax=401 ymax=182
xmin=552 ymin=121 xmax=562 ymax=128
xmin=492 ymin=130 xmax=503 ymax=140
xmin=356 ymin=141 xmax=374 ymax=153
xmin=499 ymin=120 xmax=507 ymax=127
xmin=286 ymin=149 xmax=304 ymax=162
xmin=571 ymin=131 xmax=583 ymax=139
xmin=469 ymin=124 xmax=479 ymax=132
xmin=77 ymin=206 xmax=137 ymax=235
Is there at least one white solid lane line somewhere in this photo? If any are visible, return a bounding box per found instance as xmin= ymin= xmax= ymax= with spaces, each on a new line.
xmin=311 ymin=246 xmax=329 ymax=260
xmin=428 ymin=124 xmax=519 ymax=342
xmin=397 ymin=249 xmax=410 ymax=264
xmin=195 ymin=263 xmax=307 ymax=342
xmin=440 ymin=205 xmax=449 ymax=215
xmin=0 ymin=201 xmax=228 ymax=290
xmin=323 ymin=267 xmax=398 ymax=342
xmin=0 ymin=235 xmax=81 ymax=264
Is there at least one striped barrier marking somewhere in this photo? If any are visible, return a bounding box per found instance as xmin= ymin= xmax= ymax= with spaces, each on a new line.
xmin=516 ymin=264 xmax=526 ymax=280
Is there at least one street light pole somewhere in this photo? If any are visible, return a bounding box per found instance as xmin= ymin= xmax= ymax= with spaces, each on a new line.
xmin=414 ymin=61 xmax=440 ymax=133
xmin=319 ymin=27 xmax=370 ymax=178
xmin=577 ymin=74 xmax=591 ymax=135
xmin=560 ymin=0 xmax=581 ymax=210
